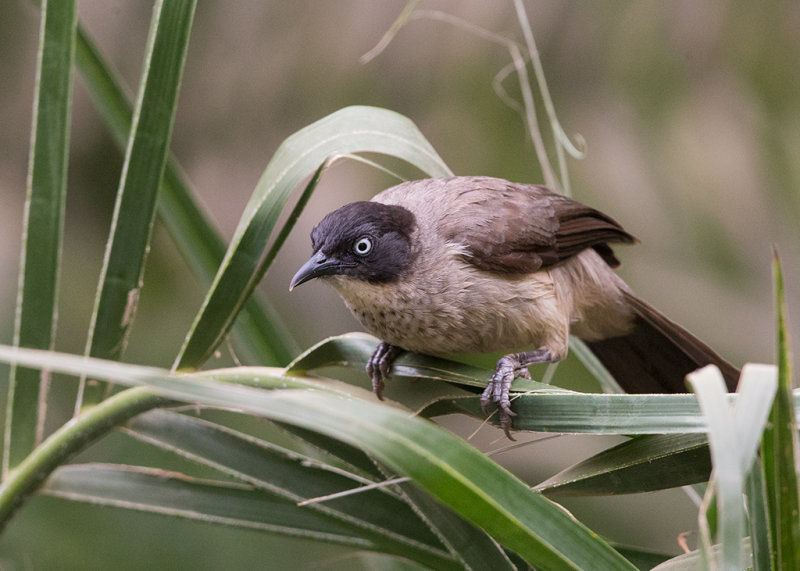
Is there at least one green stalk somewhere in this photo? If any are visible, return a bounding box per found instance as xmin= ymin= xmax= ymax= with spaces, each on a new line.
xmin=74 ymin=26 xmax=295 ymax=366
xmin=5 ymin=0 xmax=76 ymax=478
xmin=80 ymin=0 xmax=197 ymax=407
xmin=762 ymin=252 xmax=800 ymax=568
xmin=0 ymin=387 xmax=166 ymax=530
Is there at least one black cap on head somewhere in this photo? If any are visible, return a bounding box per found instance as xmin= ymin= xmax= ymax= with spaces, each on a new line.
xmin=290 ymin=201 xmax=416 ymax=289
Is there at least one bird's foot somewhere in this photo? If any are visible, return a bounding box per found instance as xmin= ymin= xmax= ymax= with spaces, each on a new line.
xmin=366 ymin=342 xmax=403 ymax=400
xmin=481 ymin=349 xmax=554 ymax=440
xmin=481 ymin=355 xmax=521 ymax=440
xmin=514 ymin=366 xmax=532 ymax=380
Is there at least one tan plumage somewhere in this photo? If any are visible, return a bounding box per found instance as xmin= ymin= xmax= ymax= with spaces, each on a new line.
xmin=333 ymin=177 xmax=635 ymax=359
xmin=292 ymin=176 xmax=739 ymax=437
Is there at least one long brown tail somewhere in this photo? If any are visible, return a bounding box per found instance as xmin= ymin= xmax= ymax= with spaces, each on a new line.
xmin=584 ymin=292 xmax=739 ymax=393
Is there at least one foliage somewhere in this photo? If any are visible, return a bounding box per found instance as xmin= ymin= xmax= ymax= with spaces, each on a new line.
xmin=1 ymin=1 xmax=798 ymax=569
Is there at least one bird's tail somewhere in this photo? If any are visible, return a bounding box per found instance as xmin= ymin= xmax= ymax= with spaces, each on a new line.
xmin=584 ymin=292 xmax=739 ymax=393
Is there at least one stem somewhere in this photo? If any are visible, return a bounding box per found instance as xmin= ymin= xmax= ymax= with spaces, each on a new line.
xmin=0 ymin=387 xmax=166 ymax=531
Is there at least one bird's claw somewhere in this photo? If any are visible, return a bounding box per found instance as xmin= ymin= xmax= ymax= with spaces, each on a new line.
xmin=480 ymin=355 xmax=525 ymax=440
xmin=366 ymin=365 xmax=385 ymax=400
xmin=514 ymin=366 xmax=532 ymax=380
xmin=366 ymin=342 xmax=402 ymax=400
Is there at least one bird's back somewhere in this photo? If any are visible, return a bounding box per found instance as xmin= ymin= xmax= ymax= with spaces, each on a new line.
xmin=353 ymin=177 xmax=635 ymax=356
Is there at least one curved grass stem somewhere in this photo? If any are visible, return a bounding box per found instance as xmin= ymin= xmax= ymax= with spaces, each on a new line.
xmin=0 ymin=387 xmax=166 ymax=531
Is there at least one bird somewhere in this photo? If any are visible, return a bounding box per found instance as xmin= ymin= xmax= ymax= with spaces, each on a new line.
xmin=289 ymin=176 xmax=739 ymax=438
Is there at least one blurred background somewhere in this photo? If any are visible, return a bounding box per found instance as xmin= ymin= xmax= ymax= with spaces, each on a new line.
xmin=1 ymin=0 xmax=799 ymax=568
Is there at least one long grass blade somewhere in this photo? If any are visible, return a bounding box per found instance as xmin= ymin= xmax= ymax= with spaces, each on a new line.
xmin=123 ymin=410 xmax=450 ymax=559
xmin=0 ymin=385 xmax=165 ymax=529
xmin=392 ymin=480 xmax=517 ymax=570
xmin=78 ymin=0 xmax=197 ymax=409
xmin=4 ymin=0 xmax=76 ymax=479
xmin=271 ymin=423 xmax=385 ymax=479
xmin=688 ymin=363 xmax=777 ymax=569
xmin=689 ymin=368 xmax=743 ymax=568
xmin=286 ymin=333 xmax=550 ymax=394
xmin=288 ymin=334 xmax=795 ymax=439
xmin=174 ymin=106 xmax=453 ymax=371
xmin=651 ymin=538 xmax=753 ymax=571
xmin=423 ymin=391 xmax=789 ymax=434
xmin=745 ymin=461 xmax=773 ymax=571
xmin=46 ymin=463 xmax=462 ymax=570
xmin=761 ymin=252 xmax=800 ymax=569
xmin=74 ymin=26 xmax=295 ymax=366
xmin=42 ymin=464 xmax=394 ymax=550
xmin=0 ymin=346 xmax=634 ymax=569
xmin=536 ymin=434 xmax=712 ymax=496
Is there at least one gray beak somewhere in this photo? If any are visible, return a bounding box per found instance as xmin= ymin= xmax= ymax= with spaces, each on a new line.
xmin=289 ymin=250 xmax=346 ymax=290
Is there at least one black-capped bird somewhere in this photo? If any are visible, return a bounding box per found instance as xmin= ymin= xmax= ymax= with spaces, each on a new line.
xmin=290 ymin=176 xmax=738 ymax=438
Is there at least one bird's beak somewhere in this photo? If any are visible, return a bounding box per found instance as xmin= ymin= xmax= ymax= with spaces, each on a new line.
xmin=289 ymin=250 xmax=346 ymax=291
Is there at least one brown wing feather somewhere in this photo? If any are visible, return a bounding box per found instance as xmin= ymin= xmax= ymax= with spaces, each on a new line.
xmin=586 ymin=292 xmax=740 ymax=393
xmin=439 ymin=178 xmax=636 ymax=274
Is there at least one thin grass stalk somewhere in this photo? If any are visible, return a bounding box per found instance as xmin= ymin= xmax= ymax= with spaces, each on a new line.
xmin=78 ymin=0 xmax=197 ymax=409
xmin=4 ymin=0 xmax=76 ymax=478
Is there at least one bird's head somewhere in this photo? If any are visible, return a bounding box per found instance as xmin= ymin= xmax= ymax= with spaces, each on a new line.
xmin=289 ymin=201 xmax=417 ymax=290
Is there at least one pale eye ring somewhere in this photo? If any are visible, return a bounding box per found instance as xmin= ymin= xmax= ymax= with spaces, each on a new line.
xmin=353 ymin=237 xmax=373 ymax=256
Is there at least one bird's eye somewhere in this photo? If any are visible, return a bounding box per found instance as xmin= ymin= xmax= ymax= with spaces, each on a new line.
xmin=353 ymin=237 xmax=373 ymax=256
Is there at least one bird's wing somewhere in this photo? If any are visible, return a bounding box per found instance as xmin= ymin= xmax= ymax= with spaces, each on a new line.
xmin=437 ymin=178 xmax=636 ymax=274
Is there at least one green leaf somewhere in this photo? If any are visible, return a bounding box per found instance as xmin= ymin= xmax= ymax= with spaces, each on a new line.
xmin=761 ymin=252 xmax=800 ymax=569
xmin=74 ymin=25 xmax=294 ymax=366
xmin=0 ymin=346 xmax=635 ymax=569
xmin=4 ymin=0 xmax=76 ymax=478
xmin=42 ymin=464 xmax=393 ymax=549
xmin=392 ymin=481 xmax=517 ymax=570
xmin=745 ymin=461 xmax=772 ymax=571
xmin=271 ymin=423 xmax=385 ymax=479
xmin=174 ymin=106 xmax=453 ymax=371
xmin=687 ymin=364 xmax=777 ymax=570
xmin=291 ymin=335 xmax=799 ymax=439
xmin=125 ymin=394 xmax=635 ymax=568
xmin=80 ymin=0 xmax=197 ymax=407
xmin=123 ymin=410 xmax=449 ymax=558
xmin=287 ymin=332 xmax=550 ymax=393
xmin=0 ymin=385 xmax=165 ymax=529
xmin=651 ymin=538 xmax=753 ymax=571
xmin=422 ymin=393 xmax=712 ymax=434
xmin=536 ymin=434 xmax=712 ymax=496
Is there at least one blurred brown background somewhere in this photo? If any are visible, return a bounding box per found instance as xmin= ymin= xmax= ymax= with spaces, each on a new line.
xmin=1 ymin=1 xmax=799 ymax=568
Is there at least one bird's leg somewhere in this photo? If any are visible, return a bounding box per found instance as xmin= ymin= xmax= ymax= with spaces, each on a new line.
xmin=366 ymin=342 xmax=404 ymax=400
xmin=481 ymin=348 xmax=556 ymax=439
